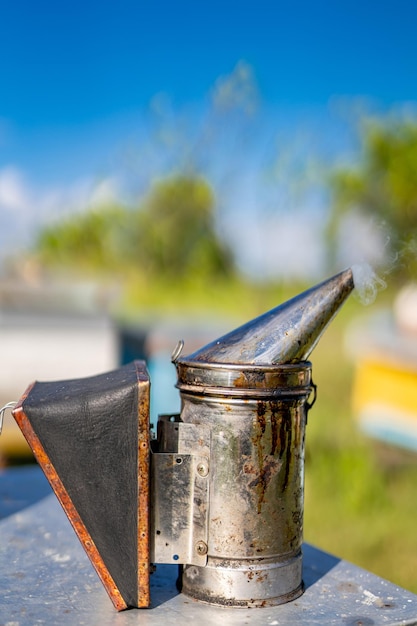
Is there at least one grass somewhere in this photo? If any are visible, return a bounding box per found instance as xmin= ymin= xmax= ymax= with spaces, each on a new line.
xmin=115 ymin=270 xmax=303 ymax=322
xmin=304 ymin=294 xmax=417 ymax=593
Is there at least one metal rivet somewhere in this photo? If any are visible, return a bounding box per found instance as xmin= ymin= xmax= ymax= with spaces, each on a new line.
xmin=197 ymin=462 xmax=209 ymax=477
xmin=195 ymin=541 xmax=208 ymax=556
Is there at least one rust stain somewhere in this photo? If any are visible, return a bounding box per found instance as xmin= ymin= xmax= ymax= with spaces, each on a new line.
xmin=255 ymin=571 xmax=267 ymax=583
xmin=292 ymin=510 xmax=302 ymax=526
xmin=249 ymin=400 xmax=285 ymax=513
xmin=136 ymin=361 xmax=151 ymax=608
xmin=249 ymin=398 xmax=300 ymax=514
xmin=270 ymin=401 xmax=279 ymax=455
xmin=233 ymin=372 xmax=248 ymax=388
xmin=280 ymin=410 xmax=292 ymax=491
xmin=269 ymin=402 xmax=294 ymax=493
xmin=234 ymin=370 xmax=268 ymax=389
xmin=248 ymin=458 xmax=280 ymax=507
xmin=257 ymin=401 xmax=266 ymax=434
xmin=243 ymin=461 xmax=255 ymax=474
xmin=252 ymin=401 xmax=266 ymax=513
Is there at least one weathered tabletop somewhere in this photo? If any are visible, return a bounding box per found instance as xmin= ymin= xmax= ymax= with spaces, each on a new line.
xmin=1 ymin=466 xmax=416 ymax=625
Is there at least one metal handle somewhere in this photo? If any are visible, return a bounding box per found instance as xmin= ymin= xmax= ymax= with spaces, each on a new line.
xmin=306 ymin=382 xmax=317 ymax=412
xmin=0 ymin=402 xmax=16 ymax=435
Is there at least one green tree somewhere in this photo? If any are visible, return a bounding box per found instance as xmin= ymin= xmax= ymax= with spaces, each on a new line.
xmin=136 ymin=175 xmax=233 ymax=278
xmin=36 ymin=203 xmax=130 ymax=272
xmin=329 ymin=119 xmax=417 ymax=279
xmin=35 ymin=174 xmax=234 ymax=281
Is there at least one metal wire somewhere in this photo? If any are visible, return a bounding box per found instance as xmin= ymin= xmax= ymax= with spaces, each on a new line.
xmin=0 ymin=402 xmax=17 ymax=436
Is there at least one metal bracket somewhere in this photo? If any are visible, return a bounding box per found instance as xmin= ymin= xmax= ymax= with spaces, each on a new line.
xmin=151 ymin=417 xmax=210 ymax=566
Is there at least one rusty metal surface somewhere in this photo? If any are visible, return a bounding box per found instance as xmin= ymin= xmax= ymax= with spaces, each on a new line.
xmin=136 ymin=361 xmax=151 ymax=608
xmin=175 ymin=361 xmax=312 ymax=607
xmin=175 ymin=360 xmax=313 ymax=397
xmin=1 ymin=471 xmax=417 ymax=625
xmin=170 ymin=272 xmax=354 ymax=606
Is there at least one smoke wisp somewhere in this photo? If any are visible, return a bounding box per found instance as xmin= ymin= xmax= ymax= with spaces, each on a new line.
xmin=351 ymin=263 xmax=387 ymax=305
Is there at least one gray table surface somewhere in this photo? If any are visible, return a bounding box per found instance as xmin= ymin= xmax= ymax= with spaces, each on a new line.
xmin=1 ymin=466 xmax=416 ymax=625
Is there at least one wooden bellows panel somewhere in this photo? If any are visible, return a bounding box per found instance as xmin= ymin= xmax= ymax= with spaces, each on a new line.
xmin=12 ymin=361 xmax=151 ymax=610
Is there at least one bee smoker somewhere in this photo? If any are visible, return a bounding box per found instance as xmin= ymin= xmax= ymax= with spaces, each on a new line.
xmin=10 ymin=269 xmax=354 ymax=610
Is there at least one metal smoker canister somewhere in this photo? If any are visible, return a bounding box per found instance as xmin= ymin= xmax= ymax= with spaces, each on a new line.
xmin=6 ymin=268 xmax=354 ymax=611
xmin=175 ymin=359 xmax=314 ymax=607
xmin=173 ymin=268 xmax=354 ymax=607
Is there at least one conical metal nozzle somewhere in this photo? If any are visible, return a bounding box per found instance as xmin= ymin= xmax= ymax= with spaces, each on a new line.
xmin=178 ymin=268 xmax=354 ymax=365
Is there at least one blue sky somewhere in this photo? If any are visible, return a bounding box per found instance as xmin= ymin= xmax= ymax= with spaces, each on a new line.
xmin=1 ymin=0 xmax=417 ymax=276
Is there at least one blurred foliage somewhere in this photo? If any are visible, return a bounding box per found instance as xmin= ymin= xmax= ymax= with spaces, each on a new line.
xmin=35 ymin=174 xmax=235 ymax=288
xmin=36 ymin=203 xmax=129 ymax=272
xmin=134 ymin=176 xmax=233 ymax=278
xmin=305 ymin=303 xmax=417 ymax=594
xmin=329 ymin=119 xmax=417 ymax=280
